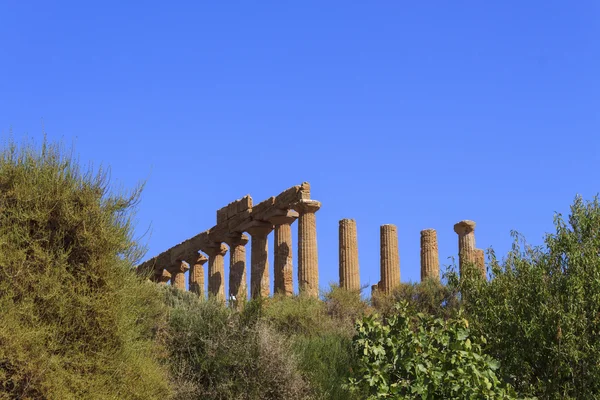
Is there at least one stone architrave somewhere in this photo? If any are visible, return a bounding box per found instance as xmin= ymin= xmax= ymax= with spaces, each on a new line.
xmin=453 ymin=220 xmax=477 ymax=277
xmin=169 ymin=261 xmax=189 ymax=290
xmin=292 ymin=199 xmax=321 ymax=297
xmin=188 ymin=253 xmax=207 ymax=298
xmin=380 ymin=224 xmax=400 ymax=294
xmin=269 ymin=211 xmax=298 ymax=296
xmin=339 ymin=219 xmax=360 ymax=291
xmin=225 ymin=233 xmax=249 ymax=304
xmin=205 ymin=244 xmax=228 ymax=302
xmin=475 ymin=249 xmax=486 ymax=279
xmin=246 ymin=223 xmax=274 ymax=299
xmin=155 ymin=269 xmax=172 ymax=285
xmin=420 ymin=229 xmax=440 ymax=281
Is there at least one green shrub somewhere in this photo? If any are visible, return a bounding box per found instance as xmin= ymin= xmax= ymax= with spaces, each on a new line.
xmin=348 ymin=301 xmax=517 ymax=399
xmin=0 ymin=139 xmax=170 ymax=399
xmin=456 ymin=195 xmax=600 ymax=399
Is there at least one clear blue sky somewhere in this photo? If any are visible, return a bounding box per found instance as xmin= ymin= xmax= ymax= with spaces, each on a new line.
xmin=1 ymin=1 xmax=598 ymax=296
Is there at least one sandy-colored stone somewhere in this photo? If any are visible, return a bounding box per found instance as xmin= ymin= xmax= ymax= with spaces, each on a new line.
xmin=269 ymin=211 xmax=298 ymax=296
xmin=293 ymin=199 xmax=321 ymax=297
xmin=187 ymin=253 xmax=207 ymax=298
xmin=453 ymin=220 xmax=477 ymax=277
xmin=475 ymin=249 xmax=486 ymax=279
xmin=339 ymin=219 xmax=360 ymax=291
xmin=225 ymin=233 xmax=249 ymax=306
xmin=155 ymin=269 xmax=172 ymax=285
xmin=380 ymin=224 xmax=400 ymax=294
xmin=204 ymin=243 xmax=228 ymax=302
xmin=420 ymin=229 xmax=440 ymax=281
xmin=246 ymin=223 xmax=274 ymax=299
xmin=167 ymin=260 xmax=189 ymax=290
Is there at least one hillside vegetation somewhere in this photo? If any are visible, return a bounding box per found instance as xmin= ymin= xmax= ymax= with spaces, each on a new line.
xmin=2 ymin=138 xmax=600 ymax=399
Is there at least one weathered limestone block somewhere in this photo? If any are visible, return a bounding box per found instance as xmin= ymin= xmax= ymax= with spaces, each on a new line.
xmin=293 ymin=199 xmax=321 ymax=297
xmin=380 ymin=224 xmax=400 ymax=294
xmin=475 ymin=249 xmax=486 ymax=278
xmin=204 ymin=243 xmax=228 ymax=302
xmin=269 ymin=210 xmax=298 ymax=296
xmin=155 ymin=269 xmax=172 ymax=285
xmin=339 ymin=219 xmax=360 ymax=291
xmin=187 ymin=253 xmax=207 ymax=298
xmin=453 ymin=220 xmax=476 ymax=277
xmin=420 ymin=229 xmax=440 ymax=281
xmin=168 ymin=260 xmax=190 ymax=290
xmin=246 ymin=223 xmax=274 ymax=299
xmin=217 ymin=195 xmax=253 ymax=224
xmin=225 ymin=233 xmax=249 ymax=304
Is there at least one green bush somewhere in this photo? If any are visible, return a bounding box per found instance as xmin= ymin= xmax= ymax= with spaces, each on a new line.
xmin=456 ymin=195 xmax=600 ymax=399
xmin=0 ymin=139 xmax=170 ymax=399
xmin=348 ymin=301 xmax=517 ymax=399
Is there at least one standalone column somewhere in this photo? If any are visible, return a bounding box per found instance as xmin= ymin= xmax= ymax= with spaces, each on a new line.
xmin=339 ymin=219 xmax=360 ymax=291
xmin=270 ymin=212 xmax=298 ymax=296
xmin=189 ymin=253 xmax=207 ymax=298
xmin=293 ymin=199 xmax=321 ymax=297
xmin=155 ymin=269 xmax=171 ymax=285
xmin=475 ymin=249 xmax=486 ymax=278
xmin=169 ymin=261 xmax=189 ymax=290
xmin=247 ymin=224 xmax=273 ymax=299
xmin=380 ymin=224 xmax=400 ymax=294
xmin=454 ymin=220 xmax=476 ymax=277
xmin=225 ymin=233 xmax=249 ymax=304
xmin=420 ymin=229 xmax=440 ymax=281
xmin=206 ymin=244 xmax=228 ymax=302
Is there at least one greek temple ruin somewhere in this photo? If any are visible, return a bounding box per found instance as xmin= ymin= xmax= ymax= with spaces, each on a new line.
xmin=137 ymin=182 xmax=488 ymax=303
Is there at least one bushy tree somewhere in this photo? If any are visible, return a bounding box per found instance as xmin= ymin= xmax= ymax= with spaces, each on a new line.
xmin=0 ymin=139 xmax=170 ymax=399
xmin=456 ymin=195 xmax=600 ymax=399
xmin=348 ymin=301 xmax=517 ymax=399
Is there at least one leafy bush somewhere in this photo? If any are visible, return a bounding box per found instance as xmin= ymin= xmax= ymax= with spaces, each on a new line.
xmin=348 ymin=301 xmax=517 ymax=399
xmin=0 ymin=139 xmax=170 ymax=399
xmin=456 ymin=195 xmax=600 ymax=399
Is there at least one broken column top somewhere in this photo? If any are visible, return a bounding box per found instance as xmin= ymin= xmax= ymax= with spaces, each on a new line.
xmin=453 ymin=220 xmax=476 ymax=234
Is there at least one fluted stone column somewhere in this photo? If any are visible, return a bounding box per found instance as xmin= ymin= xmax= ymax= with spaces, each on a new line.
xmin=225 ymin=233 xmax=249 ymax=304
xmin=454 ymin=220 xmax=476 ymax=277
xmin=189 ymin=253 xmax=207 ymax=298
xmin=420 ymin=229 xmax=440 ymax=281
xmin=205 ymin=244 xmax=228 ymax=302
xmin=293 ymin=199 xmax=321 ymax=297
xmin=270 ymin=211 xmax=298 ymax=296
xmin=339 ymin=219 xmax=360 ymax=291
xmin=155 ymin=269 xmax=171 ymax=285
xmin=169 ymin=261 xmax=189 ymax=290
xmin=247 ymin=224 xmax=274 ymax=299
xmin=475 ymin=249 xmax=486 ymax=278
xmin=380 ymin=224 xmax=400 ymax=294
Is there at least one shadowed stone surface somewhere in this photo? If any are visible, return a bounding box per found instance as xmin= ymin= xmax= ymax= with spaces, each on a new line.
xmin=475 ymin=248 xmax=486 ymax=279
xmin=225 ymin=233 xmax=249 ymax=305
xmin=270 ymin=211 xmax=298 ymax=296
xmin=247 ymin=224 xmax=274 ymax=299
xmin=204 ymin=244 xmax=228 ymax=302
xmin=293 ymin=199 xmax=321 ymax=297
xmin=187 ymin=253 xmax=207 ymax=298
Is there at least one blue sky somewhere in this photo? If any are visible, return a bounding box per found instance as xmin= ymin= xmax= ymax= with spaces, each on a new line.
xmin=1 ymin=1 xmax=598 ymax=296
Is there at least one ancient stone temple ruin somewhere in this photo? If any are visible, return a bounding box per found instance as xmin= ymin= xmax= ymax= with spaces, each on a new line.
xmin=137 ymin=182 xmax=487 ymax=303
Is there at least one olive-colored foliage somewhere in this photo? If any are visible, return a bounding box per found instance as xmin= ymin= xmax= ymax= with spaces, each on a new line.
xmin=348 ymin=301 xmax=517 ymax=399
xmin=455 ymin=195 xmax=600 ymax=399
xmin=0 ymin=139 xmax=170 ymax=399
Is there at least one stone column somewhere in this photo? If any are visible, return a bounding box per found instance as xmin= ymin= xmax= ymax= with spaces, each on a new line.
xmin=205 ymin=244 xmax=228 ymax=302
xmin=293 ymin=199 xmax=321 ymax=297
xmin=454 ymin=220 xmax=476 ymax=277
xmin=188 ymin=253 xmax=207 ymax=298
xmin=169 ymin=261 xmax=189 ymax=290
xmin=339 ymin=219 xmax=360 ymax=291
xmin=246 ymin=224 xmax=274 ymax=299
xmin=475 ymin=249 xmax=486 ymax=278
xmin=420 ymin=229 xmax=440 ymax=281
xmin=270 ymin=211 xmax=298 ymax=296
xmin=380 ymin=224 xmax=400 ymax=294
xmin=225 ymin=233 xmax=249 ymax=304
xmin=155 ymin=269 xmax=171 ymax=285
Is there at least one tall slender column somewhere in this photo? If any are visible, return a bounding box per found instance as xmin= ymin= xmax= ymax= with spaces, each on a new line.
xmin=380 ymin=224 xmax=400 ymax=294
xmin=225 ymin=233 xmax=249 ymax=304
xmin=475 ymin=249 xmax=486 ymax=279
xmin=454 ymin=220 xmax=476 ymax=277
xmin=205 ymin=244 xmax=228 ymax=302
xmin=420 ymin=229 xmax=440 ymax=281
xmin=188 ymin=253 xmax=207 ymax=298
xmin=247 ymin=224 xmax=274 ymax=299
xmin=270 ymin=211 xmax=298 ymax=296
xmin=155 ymin=269 xmax=171 ymax=285
xmin=339 ymin=219 xmax=360 ymax=291
xmin=293 ymin=199 xmax=321 ymax=297
xmin=169 ymin=261 xmax=189 ymax=290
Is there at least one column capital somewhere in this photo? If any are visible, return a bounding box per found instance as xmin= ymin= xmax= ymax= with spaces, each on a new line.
xmin=155 ymin=269 xmax=172 ymax=284
xmin=268 ymin=209 xmax=299 ymax=226
xmin=203 ymin=243 xmax=228 ymax=257
xmin=168 ymin=260 xmax=190 ymax=274
xmin=454 ymin=220 xmax=476 ymax=235
xmin=225 ymin=232 xmax=249 ymax=247
xmin=246 ymin=222 xmax=274 ymax=237
xmin=292 ymin=199 xmax=321 ymax=214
